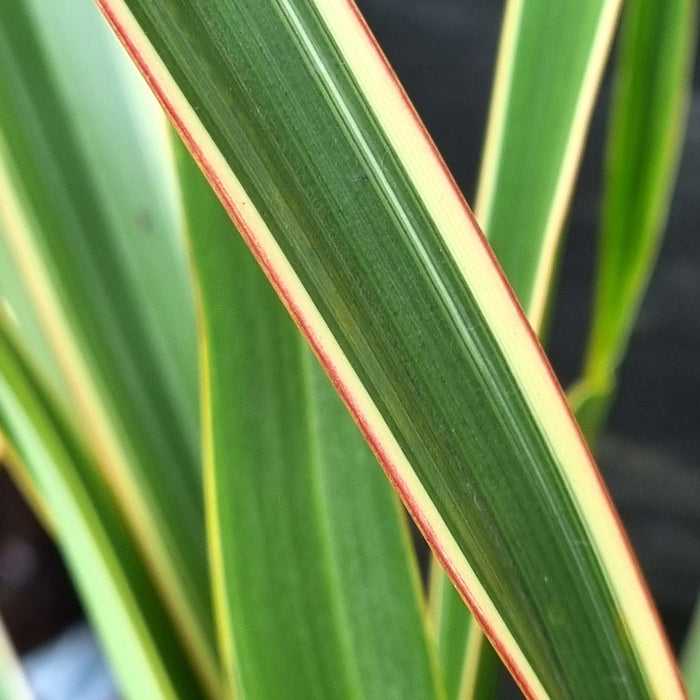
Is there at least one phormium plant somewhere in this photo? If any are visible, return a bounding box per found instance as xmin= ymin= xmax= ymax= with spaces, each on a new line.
xmin=0 ymin=0 xmax=697 ymax=698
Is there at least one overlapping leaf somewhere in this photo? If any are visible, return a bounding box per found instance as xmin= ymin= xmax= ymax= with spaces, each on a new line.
xmin=429 ymin=2 xmax=625 ymax=694
xmin=571 ymin=0 xmax=698 ymax=441
xmin=0 ymin=319 xmax=205 ymax=699
xmin=0 ymin=1 xmax=217 ymax=689
xmin=476 ymin=0 xmax=622 ymax=329
xmin=93 ymin=0 xmax=683 ymax=695
xmin=178 ymin=138 xmax=440 ymax=699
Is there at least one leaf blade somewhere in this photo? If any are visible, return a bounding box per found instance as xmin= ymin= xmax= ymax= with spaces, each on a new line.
xmin=0 ymin=1 xmax=217 ymax=687
xmin=178 ymin=135 xmax=441 ymax=700
xmin=94 ymin=0 xmax=682 ymax=695
xmin=0 ymin=319 xmax=206 ymax=700
xmin=432 ymin=1 xmax=626 ymax=694
xmin=571 ymin=0 xmax=698 ymax=440
xmin=476 ymin=0 xmax=622 ymax=327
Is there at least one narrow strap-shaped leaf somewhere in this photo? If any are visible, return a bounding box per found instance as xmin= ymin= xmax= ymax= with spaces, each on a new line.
xmin=0 ymin=319 xmax=205 ymax=700
xmin=177 ymin=136 xmax=441 ymax=700
xmin=431 ymin=2 xmax=625 ymax=695
xmin=429 ymin=558 xmax=499 ymax=700
xmin=0 ymin=1 xmax=217 ymax=687
xmin=570 ymin=0 xmax=698 ymax=441
xmin=0 ymin=614 xmax=30 ymax=700
xmin=95 ymin=0 xmax=682 ymax=695
xmin=0 ymin=219 xmax=67 ymax=402
xmin=475 ymin=0 xmax=622 ymax=329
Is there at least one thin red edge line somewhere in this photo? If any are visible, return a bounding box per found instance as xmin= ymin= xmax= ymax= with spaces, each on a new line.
xmin=343 ymin=0 xmax=684 ymax=692
xmin=95 ymin=0 xmax=683 ymax=696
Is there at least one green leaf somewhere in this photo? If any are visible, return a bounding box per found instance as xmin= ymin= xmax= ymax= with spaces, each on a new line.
xmin=0 ymin=1 xmax=217 ymax=688
xmin=0 ymin=218 xmax=66 ymax=401
xmin=475 ymin=0 xmax=623 ymax=329
xmin=570 ymin=0 xmax=698 ymax=442
xmin=177 ymin=135 xmax=441 ymax=699
xmin=0 ymin=319 xmax=205 ymax=700
xmin=431 ymin=2 xmax=624 ymax=694
xmin=96 ymin=0 xmax=683 ymax=695
xmin=0 ymin=615 xmax=30 ymax=700
xmin=429 ymin=559 xmax=499 ymax=700
xmin=683 ymin=600 xmax=700 ymax=698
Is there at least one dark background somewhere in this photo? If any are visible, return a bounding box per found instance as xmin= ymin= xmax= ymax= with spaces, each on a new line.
xmin=1 ymin=0 xmax=698 ymax=695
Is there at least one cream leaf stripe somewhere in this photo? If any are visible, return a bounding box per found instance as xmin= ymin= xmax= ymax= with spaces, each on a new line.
xmin=94 ymin=0 xmax=544 ymax=694
xmin=473 ymin=0 xmax=524 ymax=228
xmin=526 ymin=0 xmax=622 ymax=328
xmin=94 ymin=0 xmax=682 ymax=697
xmin=460 ymin=1 xmax=624 ymax=691
xmin=0 ymin=138 xmax=218 ymax=697
xmin=309 ymin=1 xmax=680 ymax=696
xmin=475 ymin=0 xmax=623 ymax=329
